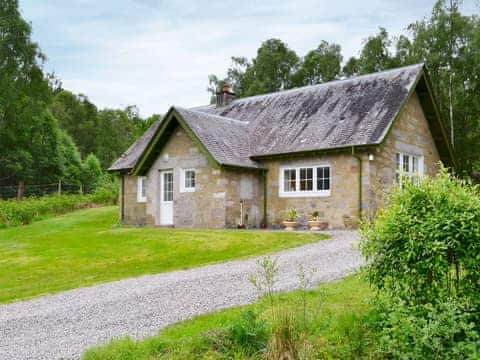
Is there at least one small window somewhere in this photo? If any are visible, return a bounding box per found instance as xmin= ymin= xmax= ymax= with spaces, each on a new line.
xmin=181 ymin=169 xmax=196 ymax=192
xmin=395 ymin=152 xmax=423 ymax=185
xmin=137 ymin=176 xmax=147 ymax=202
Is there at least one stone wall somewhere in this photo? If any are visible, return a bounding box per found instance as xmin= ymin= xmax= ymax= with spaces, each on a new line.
xmin=120 ymin=175 xmax=147 ymax=225
xmin=366 ymin=91 xmax=441 ymax=214
xmin=263 ymin=154 xmax=367 ymax=229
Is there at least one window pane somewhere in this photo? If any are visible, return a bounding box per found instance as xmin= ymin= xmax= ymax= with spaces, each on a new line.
xmin=403 ymin=154 xmax=409 ymax=172
xmin=299 ymin=168 xmax=313 ymax=191
xmin=317 ymin=167 xmax=330 ymax=191
xmin=164 ymin=173 xmax=173 ymax=201
xmin=141 ymin=177 xmax=147 ymax=198
xmin=396 ymin=153 xmax=401 ymax=171
xmin=283 ymin=169 xmax=296 ymax=192
xmin=412 ymin=157 xmax=418 ymax=174
xmin=185 ymin=170 xmax=195 ymax=189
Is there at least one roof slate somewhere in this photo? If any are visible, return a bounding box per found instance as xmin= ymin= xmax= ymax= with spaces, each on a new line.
xmin=109 ymin=64 xmax=426 ymax=172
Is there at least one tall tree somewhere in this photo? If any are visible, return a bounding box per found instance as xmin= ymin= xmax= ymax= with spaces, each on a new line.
xmin=357 ymin=27 xmax=397 ymax=74
xmin=295 ymin=41 xmax=343 ymax=85
xmin=0 ymin=0 xmax=59 ymax=197
xmin=51 ymin=90 xmax=99 ymax=157
xmin=401 ymin=0 xmax=479 ymax=176
xmin=209 ymin=39 xmax=299 ymax=99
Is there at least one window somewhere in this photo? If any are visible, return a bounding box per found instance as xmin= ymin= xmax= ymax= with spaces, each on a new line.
xmin=180 ymin=168 xmax=196 ymax=192
xmin=395 ymin=152 xmax=423 ymax=184
xmin=137 ymin=176 xmax=147 ymax=202
xmin=163 ymin=172 xmax=173 ymax=201
xmin=280 ymin=165 xmax=330 ymax=197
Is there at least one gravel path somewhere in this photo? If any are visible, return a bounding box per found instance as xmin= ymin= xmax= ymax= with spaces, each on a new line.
xmin=0 ymin=230 xmax=362 ymax=360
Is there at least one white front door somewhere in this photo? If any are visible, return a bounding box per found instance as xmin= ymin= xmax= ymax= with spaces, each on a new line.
xmin=160 ymin=170 xmax=174 ymax=225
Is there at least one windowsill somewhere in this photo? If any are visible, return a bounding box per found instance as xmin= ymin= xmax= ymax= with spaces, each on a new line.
xmin=279 ymin=191 xmax=330 ymax=198
xmin=137 ymin=198 xmax=147 ymax=203
xmin=180 ymin=188 xmax=195 ymax=193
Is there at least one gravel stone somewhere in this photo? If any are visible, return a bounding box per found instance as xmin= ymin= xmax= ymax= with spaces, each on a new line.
xmin=0 ymin=230 xmax=362 ymax=359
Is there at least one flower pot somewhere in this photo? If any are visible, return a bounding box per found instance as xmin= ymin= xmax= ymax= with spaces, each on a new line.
xmin=283 ymin=221 xmax=298 ymax=231
xmin=308 ymin=220 xmax=328 ymax=231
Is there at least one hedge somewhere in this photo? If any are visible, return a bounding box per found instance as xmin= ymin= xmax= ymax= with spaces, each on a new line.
xmin=0 ymin=185 xmax=118 ymax=228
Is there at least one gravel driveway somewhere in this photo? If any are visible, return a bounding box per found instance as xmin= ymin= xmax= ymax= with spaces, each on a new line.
xmin=0 ymin=230 xmax=362 ymax=359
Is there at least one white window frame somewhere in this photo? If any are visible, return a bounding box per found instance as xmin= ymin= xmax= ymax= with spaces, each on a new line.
xmin=279 ymin=165 xmax=331 ymax=198
xmin=137 ymin=176 xmax=147 ymax=202
xmin=180 ymin=168 xmax=196 ymax=192
xmin=395 ymin=152 xmax=424 ymax=185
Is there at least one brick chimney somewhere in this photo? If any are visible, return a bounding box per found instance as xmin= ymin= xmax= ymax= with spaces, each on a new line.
xmin=216 ymin=83 xmax=235 ymax=107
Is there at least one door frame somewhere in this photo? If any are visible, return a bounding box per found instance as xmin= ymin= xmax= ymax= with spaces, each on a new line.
xmin=159 ymin=169 xmax=174 ymax=225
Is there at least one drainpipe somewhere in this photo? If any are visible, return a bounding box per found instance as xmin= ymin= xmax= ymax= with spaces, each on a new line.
xmin=351 ymin=147 xmax=362 ymax=221
xmin=121 ymin=175 xmax=125 ymax=222
xmin=262 ymin=169 xmax=268 ymax=228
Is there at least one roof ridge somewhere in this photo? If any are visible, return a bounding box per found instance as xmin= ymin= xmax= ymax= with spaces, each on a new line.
xmin=175 ymin=106 xmax=249 ymax=125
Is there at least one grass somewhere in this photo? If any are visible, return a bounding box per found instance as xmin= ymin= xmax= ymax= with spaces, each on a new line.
xmin=82 ymin=275 xmax=374 ymax=359
xmin=0 ymin=206 xmax=328 ymax=303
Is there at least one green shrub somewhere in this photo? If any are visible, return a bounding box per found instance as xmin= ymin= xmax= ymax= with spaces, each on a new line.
xmin=206 ymin=310 xmax=269 ymax=357
xmin=361 ymin=167 xmax=480 ymax=306
xmin=0 ymin=185 xmax=117 ymax=227
xmin=89 ymin=176 xmax=118 ymax=205
xmin=375 ymin=297 xmax=479 ymax=359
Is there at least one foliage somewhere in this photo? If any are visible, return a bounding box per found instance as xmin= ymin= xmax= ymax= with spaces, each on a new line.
xmin=0 ymin=207 xmax=328 ymax=302
xmin=375 ymin=297 xmax=479 ymax=359
xmin=294 ymin=41 xmax=343 ymax=85
xmin=361 ymin=168 xmax=480 ymax=306
xmin=50 ymin=90 xmax=99 ymax=159
xmin=283 ymin=208 xmax=299 ymax=222
xmin=0 ymin=0 xmax=58 ymax=189
xmin=51 ymin=91 xmax=160 ymax=169
xmin=214 ymin=310 xmax=269 ymax=357
xmin=58 ymin=130 xmax=83 ymax=185
xmin=81 ymin=154 xmax=103 ymax=189
xmin=0 ymin=187 xmax=117 ymax=228
xmin=309 ymin=210 xmax=322 ymax=221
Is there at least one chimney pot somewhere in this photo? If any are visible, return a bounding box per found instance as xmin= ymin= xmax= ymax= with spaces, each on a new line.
xmin=216 ymin=83 xmax=235 ymax=107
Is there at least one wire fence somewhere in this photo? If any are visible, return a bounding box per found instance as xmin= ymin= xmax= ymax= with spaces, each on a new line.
xmin=0 ymin=182 xmax=97 ymax=199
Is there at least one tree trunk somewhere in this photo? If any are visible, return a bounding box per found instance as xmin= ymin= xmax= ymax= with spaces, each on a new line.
xmin=17 ymin=180 xmax=25 ymax=200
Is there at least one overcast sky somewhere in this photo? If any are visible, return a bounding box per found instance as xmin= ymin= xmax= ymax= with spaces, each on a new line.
xmin=21 ymin=0 xmax=477 ymax=116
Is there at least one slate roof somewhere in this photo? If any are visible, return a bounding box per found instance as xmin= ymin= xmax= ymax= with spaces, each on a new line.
xmin=109 ymin=63 xmax=450 ymax=172
xmin=175 ymin=107 xmax=261 ymax=168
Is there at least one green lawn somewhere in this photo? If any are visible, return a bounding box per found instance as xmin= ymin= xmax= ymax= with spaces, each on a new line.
xmin=0 ymin=206 xmax=327 ymax=303
xmin=83 ymin=275 xmax=374 ymax=359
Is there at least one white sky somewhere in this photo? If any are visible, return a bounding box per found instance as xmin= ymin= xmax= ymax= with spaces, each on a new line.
xmin=21 ymin=0 xmax=478 ymax=116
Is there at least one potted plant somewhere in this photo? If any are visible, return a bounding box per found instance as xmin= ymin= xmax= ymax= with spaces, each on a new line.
xmin=283 ymin=208 xmax=299 ymax=231
xmin=308 ymin=211 xmax=328 ymax=231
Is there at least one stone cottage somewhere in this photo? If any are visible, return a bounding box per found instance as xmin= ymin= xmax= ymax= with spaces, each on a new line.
xmin=108 ymin=64 xmax=455 ymax=229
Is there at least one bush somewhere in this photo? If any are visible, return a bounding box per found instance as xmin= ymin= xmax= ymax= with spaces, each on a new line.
xmin=0 ymin=183 xmax=117 ymax=227
xmin=206 ymin=310 xmax=269 ymax=357
xmin=361 ymin=167 xmax=480 ymax=306
xmin=375 ymin=297 xmax=479 ymax=359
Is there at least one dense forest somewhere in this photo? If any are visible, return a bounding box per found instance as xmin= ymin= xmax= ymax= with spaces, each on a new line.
xmin=1 ymin=0 xmax=478 ymax=199
xmin=209 ymin=0 xmax=480 ymax=178
xmin=0 ymin=0 xmax=159 ymax=197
